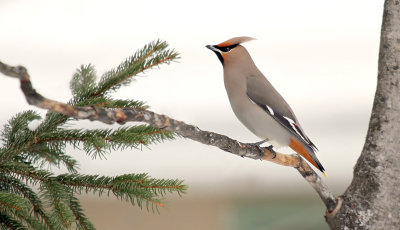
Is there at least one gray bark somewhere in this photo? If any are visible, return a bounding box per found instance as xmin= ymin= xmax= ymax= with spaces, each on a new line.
xmin=328 ymin=0 xmax=400 ymax=229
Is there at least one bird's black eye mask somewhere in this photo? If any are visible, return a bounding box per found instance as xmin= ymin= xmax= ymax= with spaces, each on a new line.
xmin=206 ymin=43 xmax=239 ymax=66
xmin=215 ymin=44 xmax=238 ymax=53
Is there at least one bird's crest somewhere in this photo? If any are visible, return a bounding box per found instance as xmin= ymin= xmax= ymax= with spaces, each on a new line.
xmin=217 ymin=36 xmax=255 ymax=47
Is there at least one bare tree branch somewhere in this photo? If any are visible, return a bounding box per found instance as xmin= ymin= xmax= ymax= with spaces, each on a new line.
xmin=0 ymin=60 xmax=338 ymax=213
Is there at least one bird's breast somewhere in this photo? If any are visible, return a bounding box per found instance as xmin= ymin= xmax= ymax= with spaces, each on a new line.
xmin=223 ymin=74 xmax=291 ymax=147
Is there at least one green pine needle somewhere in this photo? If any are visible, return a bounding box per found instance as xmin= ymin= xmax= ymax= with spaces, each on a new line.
xmin=35 ymin=125 xmax=175 ymax=159
xmin=0 ymin=192 xmax=47 ymax=230
xmin=69 ymin=195 xmax=95 ymax=230
xmin=1 ymin=111 xmax=41 ymax=155
xmin=70 ymin=64 xmax=98 ymax=99
xmin=0 ymin=212 xmax=27 ymax=230
xmin=0 ymin=192 xmax=30 ymax=212
xmin=56 ymin=173 xmax=187 ymax=210
xmin=95 ymin=39 xmax=179 ymax=96
xmin=73 ymin=97 xmax=147 ymax=109
xmin=0 ymin=174 xmax=53 ymax=229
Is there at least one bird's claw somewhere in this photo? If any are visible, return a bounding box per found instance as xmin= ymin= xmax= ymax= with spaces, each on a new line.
xmin=244 ymin=139 xmax=274 ymax=158
xmin=266 ymin=145 xmax=276 ymax=159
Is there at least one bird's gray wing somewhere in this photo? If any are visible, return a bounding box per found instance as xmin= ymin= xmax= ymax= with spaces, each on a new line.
xmin=246 ymin=74 xmax=317 ymax=151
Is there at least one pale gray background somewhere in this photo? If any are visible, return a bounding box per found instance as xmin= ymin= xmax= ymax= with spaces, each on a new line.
xmin=0 ymin=0 xmax=383 ymax=197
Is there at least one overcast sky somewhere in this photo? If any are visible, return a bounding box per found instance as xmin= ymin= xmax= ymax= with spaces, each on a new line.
xmin=0 ymin=0 xmax=384 ymax=195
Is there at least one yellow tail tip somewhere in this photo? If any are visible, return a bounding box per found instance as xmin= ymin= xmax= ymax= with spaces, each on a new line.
xmin=323 ymin=171 xmax=328 ymax=178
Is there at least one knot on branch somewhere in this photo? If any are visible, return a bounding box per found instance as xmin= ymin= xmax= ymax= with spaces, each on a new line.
xmin=13 ymin=65 xmax=28 ymax=76
xmin=325 ymin=197 xmax=343 ymax=222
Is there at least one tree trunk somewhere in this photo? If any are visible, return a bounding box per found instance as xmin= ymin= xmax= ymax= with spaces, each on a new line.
xmin=328 ymin=0 xmax=400 ymax=229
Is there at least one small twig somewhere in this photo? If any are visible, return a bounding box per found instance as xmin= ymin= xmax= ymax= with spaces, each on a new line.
xmin=0 ymin=61 xmax=338 ymax=213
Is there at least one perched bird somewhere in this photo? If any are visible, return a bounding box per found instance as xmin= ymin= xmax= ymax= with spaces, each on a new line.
xmin=206 ymin=36 xmax=325 ymax=173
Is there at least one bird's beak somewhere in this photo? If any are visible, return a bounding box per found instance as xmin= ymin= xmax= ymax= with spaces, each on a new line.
xmin=206 ymin=45 xmax=219 ymax=52
xmin=206 ymin=44 xmax=224 ymax=66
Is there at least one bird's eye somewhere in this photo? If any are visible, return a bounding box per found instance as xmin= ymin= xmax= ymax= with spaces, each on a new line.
xmin=221 ymin=47 xmax=231 ymax=52
xmin=215 ymin=44 xmax=238 ymax=53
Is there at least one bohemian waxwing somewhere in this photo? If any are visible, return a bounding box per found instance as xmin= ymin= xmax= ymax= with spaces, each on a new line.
xmin=206 ymin=36 xmax=325 ymax=173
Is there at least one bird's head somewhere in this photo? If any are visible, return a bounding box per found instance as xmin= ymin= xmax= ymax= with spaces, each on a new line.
xmin=206 ymin=36 xmax=255 ymax=66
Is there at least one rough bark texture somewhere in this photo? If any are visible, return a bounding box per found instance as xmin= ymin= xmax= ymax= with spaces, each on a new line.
xmin=328 ymin=1 xmax=400 ymax=229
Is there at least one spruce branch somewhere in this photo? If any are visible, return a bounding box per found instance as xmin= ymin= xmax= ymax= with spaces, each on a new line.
xmin=1 ymin=111 xmax=41 ymax=148
xmin=0 ymin=111 xmax=78 ymax=173
xmin=55 ymin=173 xmax=186 ymax=209
xmin=0 ymin=111 xmax=41 ymax=161
xmin=0 ymin=192 xmax=47 ymax=230
xmin=73 ymin=97 xmax=147 ymax=109
xmin=0 ymin=40 xmax=185 ymax=229
xmin=0 ymin=174 xmax=52 ymax=228
xmin=34 ymin=125 xmax=174 ymax=159
xmin=0 ymin=192 xmax=30 ymax=212
xmin=24 ymin=144 xmax=78 ymax=173
xmin=0 ymin=212 xmax=27 ymax=230
xmin=68 ymin=195 xmax=95 ymax=230
xmin=95 ymin=39 xmax=179 ymax=97
xmin=70 ymin=64 xmax=97 ymax=99
xmin=0 ymin=114 xmax=77 ymax=174
xmin=39 ymin=180 xmax=75 ymax=229
xmin=0 ymin=59 xmax=338 ymax=213
xmin=0 ymin=162 xmax=53 ymax=184
xmin=1 ymin=160 xmax=186 ymax=211
xmin=1 ymin=161 xmax=185 ymax=215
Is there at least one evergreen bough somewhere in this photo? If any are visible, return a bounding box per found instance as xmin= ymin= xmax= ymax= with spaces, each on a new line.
xmin=0 ymin=40 xmax=186 ymax=229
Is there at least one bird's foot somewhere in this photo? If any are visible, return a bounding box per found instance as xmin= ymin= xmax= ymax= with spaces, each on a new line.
xmin=265 ymin=145 xmax=277 ymax=159
xmin=244 ymin=139 xmax=276 ymax=158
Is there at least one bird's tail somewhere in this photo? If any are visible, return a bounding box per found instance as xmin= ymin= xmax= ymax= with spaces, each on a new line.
xmin=288 ymin=138 xmax=325 ymax=173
